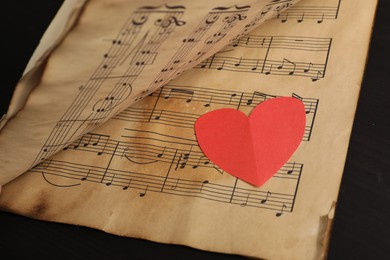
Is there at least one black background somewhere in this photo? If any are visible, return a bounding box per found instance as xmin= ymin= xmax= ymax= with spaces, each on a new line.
xmin=0 ymin=1 xmax=389 ymax=259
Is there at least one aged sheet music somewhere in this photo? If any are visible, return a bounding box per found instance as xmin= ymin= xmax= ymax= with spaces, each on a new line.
xmin=0 ymin=0 xmax=298 ymax=184
xmin=0 ymin=0 xmax=377 ymax=259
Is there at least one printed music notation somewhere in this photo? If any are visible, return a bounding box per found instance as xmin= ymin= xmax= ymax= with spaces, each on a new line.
xmin=148 ymin=5 xmax=252 ymax=90
xmin=273 ymin=0 xmax=342 ymax=23
xmin=32 ymin=3 xmax=259 ymax=167
xmin=60 ymin=131 xmax=303 ymax=180
xmin=29 ymin=0 xmax=324 ymax=217
xmin=35 ymin=157 xmax=300 ymax=215
xmin=32 ymin=5 xmax=188 ymax=165
xmin=196 ymin=35 xmax=332 ymax=81
xmin=114 ymin=84 xmax=319 ymax=141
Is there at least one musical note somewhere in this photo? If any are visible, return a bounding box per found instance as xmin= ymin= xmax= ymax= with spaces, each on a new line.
xmin=194 ymin=35 xmax=330 ymax=81
xmin=317 ymin=13 xmax=324 ymax=24
xmin=81 ymin=169 xmax=91 ymax=181
xmin=157 ymin=147 xmax=166 ymax=158
xmin=192 ymin=156 xmax=210 ymax=169
xmin=305 ymin=103 xmax=313 ymax=114
xmin=177 ymin=145 xmax=193 ymax=170
xmin=105 ymin=172 xmax=116 ymax=186
xmin=200 ymin=60 xmax=209 ymax=68
xmin=204 ymin=96 xmax=213 ymax=107
xmin=280 ymin=13 xmax=288 ymax=23
xmin=297 ymin=13 xmax=305 ymax=23
xmin=277 ymin=58 xmax=296 ymax=75
xmin=34 ymin=159 xmax=299 ymax=213
xmin=199 ymin=180 xmax=209 ymax=192
xmin=304 ymin=62 xmax=313 ymax=73
xmin=234 ymin=57 xmax=242 ymax=67
xmin=275 ymin=204 xmax=287 ymax=217
xmin=139 ymin=185 xmax=149 ymax=197
xmin=217 ymin=60 xmax=225 ymax=70
xmin=287 ymin=162 xmax=296 ymax=175
xmin=171 ymin=178 xmax=180 ymax=190
xmin=122 ymin=179 xmax=132 ymax=190
xmin=154 ymin=110 xmax=163 ymax=120
xmin=97 ymin=138 xmax=109 ymax=156
xmin=251 ymin=60 xmax=260 ymax=71
xmin=241 ymin=194 xmax=250 ymax=207
xmin=264 ymin=64 xmax=273 ymax=75
xmin=73 ymin=138 xmax=83 ymax=149
xmin=246 ymin=91 xmax=270 ymax=106
xmin=260 ymin=191 xmax=271 ymax=204
xmin=164 ymin=88 xmax=194 ymax=103
xmin=311 ymin=70 xmax=323 ymax=82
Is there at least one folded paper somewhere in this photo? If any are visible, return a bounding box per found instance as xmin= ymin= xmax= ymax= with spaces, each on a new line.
xmin=195 ymin=97 xmax=306 ymax=186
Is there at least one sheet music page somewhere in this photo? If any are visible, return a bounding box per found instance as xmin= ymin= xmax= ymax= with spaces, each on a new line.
xmin=0 ymin=0 xmax=377 ymax=259
xmin=0 ymin=0 xmax=297 ymax=184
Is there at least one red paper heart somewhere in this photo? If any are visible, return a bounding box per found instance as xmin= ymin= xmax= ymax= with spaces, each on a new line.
xmin=195 ymin=97 xmax=306 ymax=187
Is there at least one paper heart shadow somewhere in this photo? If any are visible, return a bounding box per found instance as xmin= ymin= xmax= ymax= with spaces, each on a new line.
xmin=195 ymin=97 xmax=306 ymax=187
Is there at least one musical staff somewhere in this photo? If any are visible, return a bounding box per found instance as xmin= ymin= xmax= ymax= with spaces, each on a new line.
xmin=34 ymin=159 xmax=297 ymax=213
xmin=149 ymin=5 xmax=251 ymax=89
xmin=229 ymin=0 xmax=295 ymax=42
xmin=274 ymin=0 xmax=342 ymax=23
xmin=113 ymin=85 xmax=319 ymax=141
xmin=196 ymin=35 xmax=332 ymax=81
xmin=62 ymin=131 xmax=303 ymax=180
xmin=33 ymin=5 xmax=187 ymax=165
xmin=27 ymin=0 xmax=329 ymax=220
xmin=229 ymin=35 xmax=331 ymax=51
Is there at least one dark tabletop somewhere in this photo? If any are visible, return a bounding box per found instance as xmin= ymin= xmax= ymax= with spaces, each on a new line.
xmin=1 ymin=1 xmax=389 ymax=259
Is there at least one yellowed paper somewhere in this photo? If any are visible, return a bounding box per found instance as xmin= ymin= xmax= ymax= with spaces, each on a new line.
xmin=0 ymin=0 xmax=377 ymax=259
xmin=0 ymin=0 xmax=299 ymax=185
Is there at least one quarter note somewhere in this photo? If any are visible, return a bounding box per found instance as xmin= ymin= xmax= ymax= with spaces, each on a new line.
xmin=287 ymin=162 xmax=296 ymax=175
xmin=260 ymin=191 xmax=271 ymax=204
xmin=81 ymin=169 xmax=91 ymax=181
xmin=154 ymin=110 xmax=163 ymax=120
xmin=217 ymin=60 xmax=225 ymax=70
xmin=251 ymin=60 xmax=260 ymax=71
xmin=297 ymin=13 xmax=305 ymax=23
xmin=311 ymin=70 xmax=323 ymax=82
xmin=171 ymin=178 xmax=180 ymax=190
xmin=204 ymin=96 xmax=213 ymax=107
xmin=305 ymin=102 xmax=313 ymax=114
xmin=200 ymin=59 xmax=209 ymax=68
xmin=157 ymin=147 xmax=166 ymax=158
xmin=122 ymin=178 xmax=132 ymax=190
xmin=199 ymin=180 xmax=209 ymax=192
xmin=304 ymin=62 xmax=313 ymax=73
xmin=234 ymin=57 xmax=242 ymax=67
xmin=139 ymin=185 xmax=149 ymax=197
xmin=281 ymin=13 xmax=288 ymax=23
xmin=264 ymin=64 xmax=273 ymax=75
xmin=241 ymin=194 xmax=250 ymax=207
xmin=317 ymin=13 xmax=324 ymax=24
xmin=276 ymin=204 xmax=287 ymax=217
